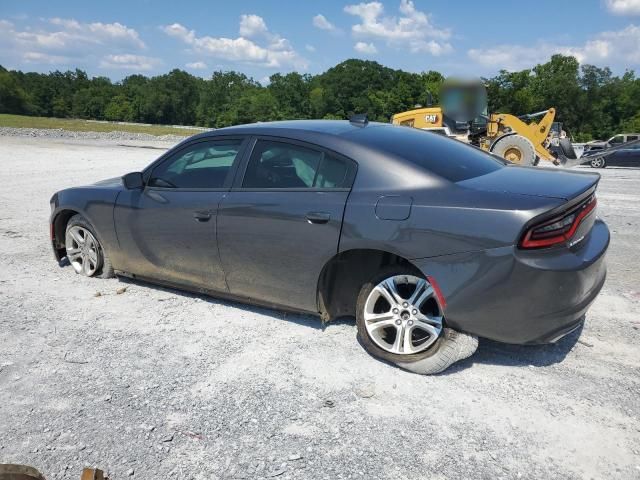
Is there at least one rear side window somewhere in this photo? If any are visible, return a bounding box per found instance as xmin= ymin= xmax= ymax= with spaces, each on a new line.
xmin=315 ymin=155 xmax=349 ymax=188
xmin=351 ymin=125 xmax=504 ymax=182
xmin=149 ymin=140 xmax=242 ymax=189
xmin=242 ymin=140 xmax=351 ymax=189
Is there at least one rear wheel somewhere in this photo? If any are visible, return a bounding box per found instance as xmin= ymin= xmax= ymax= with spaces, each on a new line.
xmin=356 ymin=267 xmax=478 ymax=374
xmin=590 ymin=157 xmax=606 ymax=168
xmin=491 ymin=134 xmax=536 ymax=166
xmin=65 ymin=214 xmax=114 ymax=278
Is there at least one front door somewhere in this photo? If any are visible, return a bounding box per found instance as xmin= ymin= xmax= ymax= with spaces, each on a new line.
xmin=114 ymin=138 xmax=246 ymax=291
xmin=217 ymin=138 xmax=356 ymax=312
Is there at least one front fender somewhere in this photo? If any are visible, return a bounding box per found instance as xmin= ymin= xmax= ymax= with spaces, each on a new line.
xmin=50 ymin=187 xmax=121 ymax=263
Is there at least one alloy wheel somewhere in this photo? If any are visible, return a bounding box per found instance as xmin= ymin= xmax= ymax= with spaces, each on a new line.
xmin=363 ymin=275 xmax=443 ymax=355
xmin=65 ymin=225 xmax=101 ymax=277
xmin=590 ymin=157 xmax=604 ymax=168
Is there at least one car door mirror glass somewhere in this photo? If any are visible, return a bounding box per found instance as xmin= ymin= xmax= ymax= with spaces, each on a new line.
xmin=123 ymin=172 xmax=144 ymax=190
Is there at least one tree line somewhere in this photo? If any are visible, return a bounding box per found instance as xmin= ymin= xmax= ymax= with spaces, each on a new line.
xmin=1 ymin=55 xmax=638 ymax=141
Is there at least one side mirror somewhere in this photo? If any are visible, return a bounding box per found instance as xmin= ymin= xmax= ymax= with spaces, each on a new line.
xmin=123 ymin=172 xmax=144 ymax=190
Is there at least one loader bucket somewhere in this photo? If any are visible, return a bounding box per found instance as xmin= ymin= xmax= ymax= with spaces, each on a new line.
xmin=557 ymin=138 xmax=585 ymax=168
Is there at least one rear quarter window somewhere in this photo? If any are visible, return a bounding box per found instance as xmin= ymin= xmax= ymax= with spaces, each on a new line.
xmin=353 ymin=125 xmax=505 ymax=182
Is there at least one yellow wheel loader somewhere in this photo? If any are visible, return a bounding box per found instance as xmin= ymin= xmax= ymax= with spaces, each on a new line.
xmin=390 ymin=79 xmax=579 ymax=166
xmin=392 ymin=105 xmax=561 ymax=166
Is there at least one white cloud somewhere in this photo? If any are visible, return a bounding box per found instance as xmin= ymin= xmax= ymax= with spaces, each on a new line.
xmin=99 ymin=54 xmax=160 ymax=70
xmin=313 ymin=14 xmax=337 ymax=31
xmin=186 ymin=61 xmax=207 ymax=69
xmin=163 ymin=16 xmax=307 ymax=69
xmin=354 ymin=41 xmax=377 ymax=54
xmin=0 ymin=17 xmax=150 ymax=71
xmin=605 ymin=0 xmax=640 ymax=15
xmin=23 ymin=51 xmax=70 ymax=64
xmin=305 ymin=44 xmax=316 ymax=52
xmin=48 ymin=17 xmax=145 ymax=49
xmin=467 ymin=24 xmax=640 ymax=71
xmin=239 ymin=14 xmax=268 ymax=37
xmin=344 ymin=0 xmax=452 ymax=55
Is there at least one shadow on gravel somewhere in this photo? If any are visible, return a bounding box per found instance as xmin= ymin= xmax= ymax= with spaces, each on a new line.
xmin=445 ymin=322 xmax=583 ymax=374
xmin=92 ymin=275 xmax=582 ymax=375
xmin=115 ymin=276 xmax=354 ymax=331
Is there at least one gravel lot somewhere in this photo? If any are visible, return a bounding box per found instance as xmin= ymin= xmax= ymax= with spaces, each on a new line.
xmin=0 ymin=132 xmax=639 ymax=480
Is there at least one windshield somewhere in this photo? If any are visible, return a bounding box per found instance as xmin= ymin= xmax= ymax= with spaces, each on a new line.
xmin=350 ymin=125 xmax=505 ymax=182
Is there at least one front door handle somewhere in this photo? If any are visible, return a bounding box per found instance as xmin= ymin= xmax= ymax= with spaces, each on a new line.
xmin=305 ymin=211 xmax=331 ymax=224
xmin=193 ymin=210 xmax=212 ymax=222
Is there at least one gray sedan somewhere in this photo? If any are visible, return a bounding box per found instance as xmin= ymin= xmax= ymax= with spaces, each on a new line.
xmin=49 ymin=120 xmax=609 ymax=373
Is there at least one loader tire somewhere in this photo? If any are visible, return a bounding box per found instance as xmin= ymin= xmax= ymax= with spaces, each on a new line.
xmin=491 ymin=134 xmax=536 ymax=166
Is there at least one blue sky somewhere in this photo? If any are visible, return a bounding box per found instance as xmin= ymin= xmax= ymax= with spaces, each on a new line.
xmin=1 ymin=0 xmax=639 ymax=81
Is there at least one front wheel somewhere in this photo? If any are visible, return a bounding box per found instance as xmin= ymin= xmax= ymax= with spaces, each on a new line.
xmin=65 ymin=214 xmax=114 ymax=278
xmin=590 ymin=157 xmax=606 ymax=168
xmin=355 ymin=267 xmax=477 ymax=374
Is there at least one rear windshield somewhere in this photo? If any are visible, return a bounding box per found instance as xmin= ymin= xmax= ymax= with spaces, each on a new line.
xmin=351 ymin=125 xmax=505 ymax=182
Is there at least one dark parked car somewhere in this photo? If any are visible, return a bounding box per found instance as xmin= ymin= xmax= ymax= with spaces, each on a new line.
xmin=588 ymin=142 xmax=640 ymax=168
xmin=50 ymin=121 xmax=609 ymax=373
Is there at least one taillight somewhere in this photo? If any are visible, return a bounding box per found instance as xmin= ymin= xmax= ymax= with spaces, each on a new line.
xmin=520 ymin=195 xmax=597 ymax=249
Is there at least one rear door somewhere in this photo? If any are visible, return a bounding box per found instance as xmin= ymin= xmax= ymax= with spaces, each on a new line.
xmin=114 ymin=137 xmax=247 ymax=291
xmin=217 ymin=137 xmax=356 ymax=312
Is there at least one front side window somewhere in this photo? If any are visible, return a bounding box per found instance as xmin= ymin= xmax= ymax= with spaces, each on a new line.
xmin=242 ymin=140 xmax=351 ymax=189
xmin=149 ymin=140 xmax=242 ymax=189
xmin=610 ymin=135 xmax=624 ymax=145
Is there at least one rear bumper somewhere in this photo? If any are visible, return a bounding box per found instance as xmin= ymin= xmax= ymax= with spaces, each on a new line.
xmin=412 ymin=218 xmax=609 ymax=344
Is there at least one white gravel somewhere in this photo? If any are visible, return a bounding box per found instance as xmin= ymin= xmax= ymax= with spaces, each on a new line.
xmin=0 ymin=126 xmax=189 ymax=143
xmin=0 ymin=131 xmax=639 ymax=479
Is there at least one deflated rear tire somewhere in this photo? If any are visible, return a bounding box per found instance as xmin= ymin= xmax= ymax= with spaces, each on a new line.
xmin=65 ymin=214 xmax=114 ymax=279
xmin=355 ymin=266 xmax=478 ymax=374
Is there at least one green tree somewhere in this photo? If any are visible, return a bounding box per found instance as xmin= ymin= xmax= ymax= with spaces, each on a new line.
xmin=268 ymin=72 xmax=312 ymax=119
xmin=0 ymin=67 xmax=29 ymax=114
xmin=105 ymin=94 xmax=134 ymax=121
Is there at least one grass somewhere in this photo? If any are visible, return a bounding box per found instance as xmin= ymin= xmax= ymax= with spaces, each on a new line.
xmin=0 ymin=113 xmax=207 ymax=136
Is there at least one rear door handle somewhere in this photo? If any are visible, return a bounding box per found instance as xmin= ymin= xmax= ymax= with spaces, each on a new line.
xmin=305 ymin=212 xmax=331 ymax=224
xmin=193 ymin=210 xmax=212 ymax=222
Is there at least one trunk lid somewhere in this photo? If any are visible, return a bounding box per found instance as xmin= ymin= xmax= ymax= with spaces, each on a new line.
xmin=458 ymin=165 xmax=599 ymax=201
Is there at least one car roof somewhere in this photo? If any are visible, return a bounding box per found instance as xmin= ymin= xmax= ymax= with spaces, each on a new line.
xmin=196 ymin=119 xmax=386 ymax=137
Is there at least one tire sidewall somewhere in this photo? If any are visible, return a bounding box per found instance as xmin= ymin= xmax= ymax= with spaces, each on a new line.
xmin=355 ymin=265 xmax=444 ymax=364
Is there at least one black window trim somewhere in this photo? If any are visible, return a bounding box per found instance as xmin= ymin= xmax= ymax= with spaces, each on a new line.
xmin=232 ymin=135 xmax=358 ymax=192
xmin=142 ymin=136 xmax=249 ymax=192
